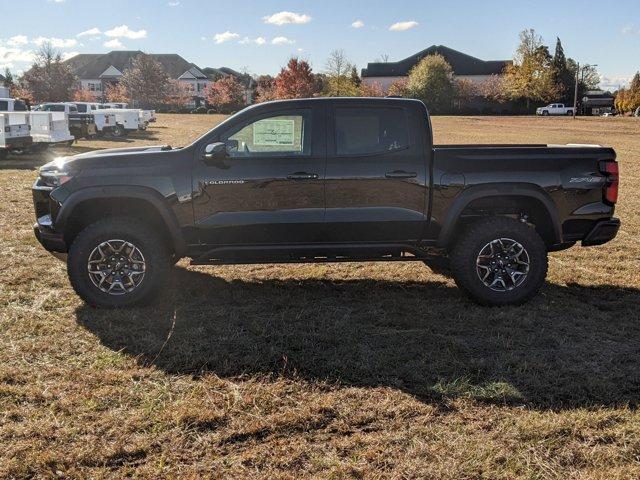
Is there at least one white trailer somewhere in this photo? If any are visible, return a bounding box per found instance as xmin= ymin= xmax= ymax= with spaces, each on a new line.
xmin=29 ymin=111 xmax=74 ymax=150
xmin=0 ymin=112 xmax=32 ymax=159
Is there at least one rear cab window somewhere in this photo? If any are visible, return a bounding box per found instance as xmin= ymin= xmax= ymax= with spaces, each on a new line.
xmin=333 ymin=106 xmax=410 ymax=156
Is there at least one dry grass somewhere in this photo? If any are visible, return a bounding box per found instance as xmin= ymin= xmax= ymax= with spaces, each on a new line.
xmin=1 ymin=114 xmax=639 ymax=479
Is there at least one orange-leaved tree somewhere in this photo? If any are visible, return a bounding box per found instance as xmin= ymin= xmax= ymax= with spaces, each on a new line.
xmin=273 ymin=58 xmax=317 ymax=99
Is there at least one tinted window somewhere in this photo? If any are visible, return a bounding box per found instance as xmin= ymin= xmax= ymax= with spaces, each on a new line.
xmin=224 ymin=111 xmax=311 ymax=157
xmin=334 ymin=107 xmax=409 ymax=156
xmin=45 ymin=105 xmax=65 ymax=112
xmin=76 ymin=104 xmax=87 ymax=113
xmin=69 ymin=105 xmax=77 ymax=113
xmin=0 ymin=101 xmax=7 ymax=111
xmin=14 ymin=100 xmax=27 ymax=111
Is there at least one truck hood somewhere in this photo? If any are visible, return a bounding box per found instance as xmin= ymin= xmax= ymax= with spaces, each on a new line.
xmin=40 ymin=145 xmax=175 ymax=172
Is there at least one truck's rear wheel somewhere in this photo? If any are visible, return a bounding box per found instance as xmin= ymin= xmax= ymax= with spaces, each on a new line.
xmin=450 ymin=217 xmax=548 ymax=306
xmin=111 ymin=125 xmax=125 ymax=137
xmin=67 ymin=217 xmax=171 ymax=308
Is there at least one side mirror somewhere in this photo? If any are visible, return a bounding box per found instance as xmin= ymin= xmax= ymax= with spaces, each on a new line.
xmin=204 ymin=142 xmax=227 ymax=163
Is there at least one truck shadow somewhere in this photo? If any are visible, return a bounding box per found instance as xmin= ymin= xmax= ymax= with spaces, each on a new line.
xmin=76 ymin=266 xmax=640 ymax=410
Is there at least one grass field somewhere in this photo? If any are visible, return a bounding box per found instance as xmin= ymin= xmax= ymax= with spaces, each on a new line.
xmin=1 ymin=114 xmax=639 ymax=478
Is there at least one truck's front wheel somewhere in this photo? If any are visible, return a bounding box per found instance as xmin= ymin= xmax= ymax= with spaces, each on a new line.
xmin=67 ymin=217 xmax=171 ymax=308
xmin=449 ymin=217 xmax=548 ymax=306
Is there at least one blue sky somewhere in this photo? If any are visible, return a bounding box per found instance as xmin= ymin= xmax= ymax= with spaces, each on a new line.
xmin=1 ymin=0 xmax=639 ymax=90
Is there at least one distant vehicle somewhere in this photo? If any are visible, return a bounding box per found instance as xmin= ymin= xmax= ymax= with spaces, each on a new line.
xmin=635 ymin=107 xmax=640 ymax=117
xmin=70 ymin=102 xmax=117 ymax=137
xmin=536 ymin=103 xmax=574 ymax=116
xmin=33 ymin=97 xmax=620 ymax=308
xmin=36 ymin=103 xmax=97 ymax=140
xmin=100 ymin=102 xmax=128 ymax=109
xmin=98 ymin=108 xmax=142 ymax=136
xmin=0 ymin=111 xmax=31 ymax=159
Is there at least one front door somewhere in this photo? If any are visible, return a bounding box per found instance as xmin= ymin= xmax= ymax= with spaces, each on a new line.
xmin=323 ymin=104 xmax=428 ymax=243
xmin=192 ymin=106 xmax=326 ymax=246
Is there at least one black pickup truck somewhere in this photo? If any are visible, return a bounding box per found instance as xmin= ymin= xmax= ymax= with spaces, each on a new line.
xmin=32 ymin=98 xmax=620 ymax=308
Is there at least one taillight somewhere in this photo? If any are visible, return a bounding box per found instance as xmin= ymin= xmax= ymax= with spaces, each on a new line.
xmin=599 ymin=160 xmax=619 ymax=205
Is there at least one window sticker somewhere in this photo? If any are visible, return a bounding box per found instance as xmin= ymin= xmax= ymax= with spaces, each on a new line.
xmin=253 ymin=118 xmax=296 ymax=146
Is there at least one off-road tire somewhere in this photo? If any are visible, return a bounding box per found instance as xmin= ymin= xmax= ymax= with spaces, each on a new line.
xmin=111 ymin=125 xmax=125 ymax=138
xmin=67 ymin=217 xmax=171 ymax=308
xmin=450 ymin=217 xmax=548 ymax=306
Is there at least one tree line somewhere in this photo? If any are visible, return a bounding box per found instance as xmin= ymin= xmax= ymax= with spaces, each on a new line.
xmin=4 ymin=30 xmax=637 ymax=115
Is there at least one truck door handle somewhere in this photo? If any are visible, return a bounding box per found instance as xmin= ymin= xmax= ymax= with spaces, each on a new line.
xmin=287 ymin=172 xmax=318 ymax=180
xmin=385 ymin=170 xmax=417 ymax=179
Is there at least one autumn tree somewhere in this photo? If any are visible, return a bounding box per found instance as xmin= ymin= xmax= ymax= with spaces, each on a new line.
xmin=120 ymin=53 xmax=171 ymax=107
xmin=20 ymin=43 xmax=77 ymax=102
xmin=406 ymin=54 xmax=455 ymax=113
xmin=359 ymin=81 xmax=384 ymax=97
xmin=273 ymin=58 xmax=317 ymax=99
xmin=503 ymin=29 xmax=559 ymax=109
xmin=105 ymin=83 xmax=129 ymax=103
xmin=72 ymin=88 xmax=96 ymax=102
xmin=205 ymin=75 xmax=244 ymax=113
xmin=254 ymin=75 xmax=276 ymax=103
xmin=164 ymin=79 xmax=193 ymax=109
xmin=387 ymin=78 xmax=408 ymax=97
xmin=480 ymin=75 xmax=508 ymax=103
xmin=615 ymin=72 xmax=640 ymax=113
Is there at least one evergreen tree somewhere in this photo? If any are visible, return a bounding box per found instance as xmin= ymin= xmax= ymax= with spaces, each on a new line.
xmin=552 ymin=37 xmax=574 ymax=103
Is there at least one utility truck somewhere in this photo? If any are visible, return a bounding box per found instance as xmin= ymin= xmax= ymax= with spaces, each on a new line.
xmin=36 ymin=103 xmax=98 ymax=140
xmin=71 ymin=102 xmax=117 ymax=137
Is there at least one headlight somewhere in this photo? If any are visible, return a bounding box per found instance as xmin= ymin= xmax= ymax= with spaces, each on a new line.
xmin=39 ymin=171 xmax=73 ymax=187
xmin=39 ymin=157 xmax=73 ymax=187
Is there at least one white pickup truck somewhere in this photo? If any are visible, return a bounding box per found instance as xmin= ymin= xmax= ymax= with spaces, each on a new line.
xmin=71 ymin=102 xmax=117 ymax=136
xmin=98 ymin=108 xmax=143 ymax=136
xmin=536 ymin=103 xmax=575 ymax=116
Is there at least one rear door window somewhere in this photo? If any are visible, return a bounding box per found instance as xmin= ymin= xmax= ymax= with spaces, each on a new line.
xmin=0 ymin=101 xmax=7 ymax=111
xmin=334 ymin=107 xmax=409 ymax=156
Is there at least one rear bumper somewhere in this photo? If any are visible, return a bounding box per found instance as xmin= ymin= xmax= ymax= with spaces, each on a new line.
xmin=4 ymin=136 xmax=33 ymax=149
xmin=582 ymin=218 xmax=620 ymax=246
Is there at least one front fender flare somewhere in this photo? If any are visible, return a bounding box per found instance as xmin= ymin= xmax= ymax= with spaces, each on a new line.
xmin=436 ymin=183 xmax=561 ymax=247
xmin=54 ymin=185 xmax=186 ymax=256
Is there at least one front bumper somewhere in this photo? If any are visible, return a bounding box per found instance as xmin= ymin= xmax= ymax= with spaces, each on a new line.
xmin=33 ymin=215 xmax=67 ymax=253
xmin=582 ymin=218 xmax=621 ymax=246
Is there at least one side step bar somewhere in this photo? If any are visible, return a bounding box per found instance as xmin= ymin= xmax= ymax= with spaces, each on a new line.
xmin=191 ymin=243 xmax=433 ymax=266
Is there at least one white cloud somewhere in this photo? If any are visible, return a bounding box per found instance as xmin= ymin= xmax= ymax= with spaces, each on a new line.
xmin=32 ymin=36 xmax=78 ymax=48
xmin=7 ymin=35 xmax=28 ymax=46
xmin=213 ymin=31 xmax=240 ymax=44
xmin=599 ymin=75 xmax=632 ymax=91
xmin=62 ymin=51 xmax=79 ymax=60
xmin=389 ymin=20 xmax=419 ymax=31
xmin=622 ymin=25 xmax=640 ymax=35
xmin=77 ymin=27 xmax=101 ymax=37
xmin=240 ymin=36 xmax=267 ymax=45
xmin=263 ymin=11 xmax=311 ymax=25
xmin=103 ymin=38 xmax=125 ymax=49
xmin=0 ymin=45 xmax=36 ymax=68
xmin=351 ymin=20 xmax=365 ymax=29
xmin=48 ymin=0 xmax=65 ymax=3
xmin=272 ymin=36 xmax=295 ymax=45
xmin=168 ymin=1 xmax=180 ymax=5
xmin=104 ymin=25 xmax=147 ymax=39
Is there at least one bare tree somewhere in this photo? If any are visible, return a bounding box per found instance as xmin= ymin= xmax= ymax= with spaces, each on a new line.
xmin=324 ymin=49 xmax=353 ymax=77
xmin=20 ymin=43 xmax=77 ymax=102
xmin=376 ymin=53 xmax=390 ymax=63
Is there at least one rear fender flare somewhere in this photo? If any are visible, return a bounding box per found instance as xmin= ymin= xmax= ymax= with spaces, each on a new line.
xmin=436 ymin=183 xmax=561 ymax=247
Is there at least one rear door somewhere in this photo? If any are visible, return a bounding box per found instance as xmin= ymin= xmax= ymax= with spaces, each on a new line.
xmin=324 ymin=102 xmax=428 ymax=243
xmin=192 ymin=105 xmax=326 ymax=246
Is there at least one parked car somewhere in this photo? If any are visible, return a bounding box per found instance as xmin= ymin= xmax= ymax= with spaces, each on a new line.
xmin=36 ymin=103 xmax=97 ymax=140
xmin=33 ymin=98 xmax=620 ymax=308
xmin=536 ymin=103 xmax=574 ymax=116
xmin=0 ymin=111 xmax=32 ymax=159
xmin=71 ymin=102 xmax=117 ymax=137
